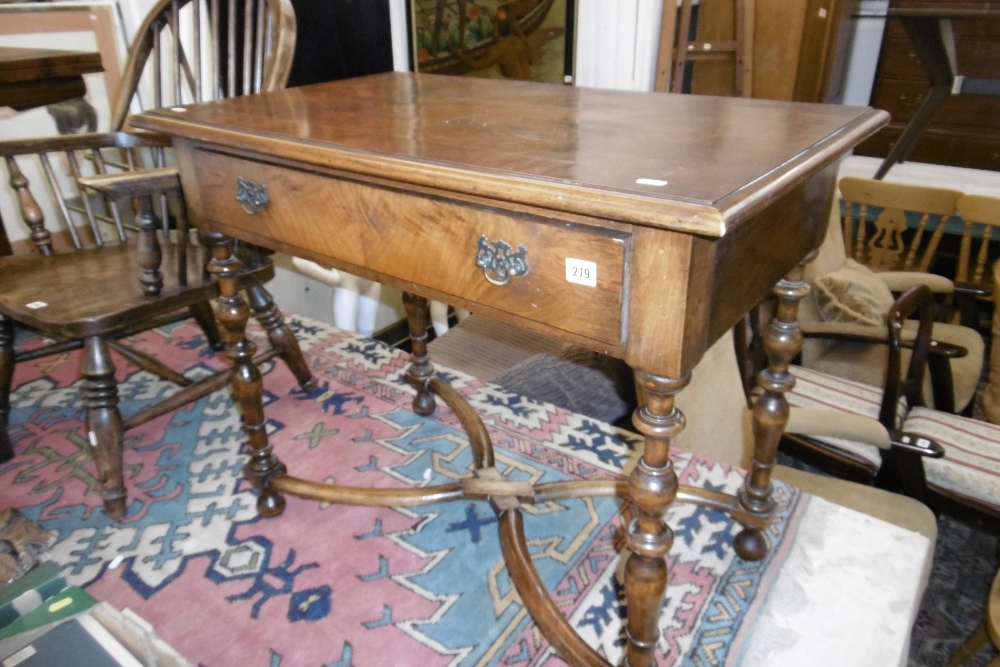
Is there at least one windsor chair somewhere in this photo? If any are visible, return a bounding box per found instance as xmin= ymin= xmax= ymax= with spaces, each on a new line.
xmin=0 ymin=0 xmax=312 ymax=520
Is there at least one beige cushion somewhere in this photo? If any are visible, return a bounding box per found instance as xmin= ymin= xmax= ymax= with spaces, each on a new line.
xmin=903 ymin=407 xmax=1000 ymax=514
xmin=814 ymin=258 xmax=896 ymax=326
xmin=803 ymin=319 xmax=983 ymax=413
xmin=786 ymin=366 xmax=905 ymax=468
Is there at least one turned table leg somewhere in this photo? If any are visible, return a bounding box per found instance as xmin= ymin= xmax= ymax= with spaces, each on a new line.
xmin=402 ymin=292 xmax=436 ymax=416
xmin=734 ymin=260 xmax=810 ymax=560
xmin=625 ymin=372 xmax=689 ymax=667
xmin=206 ymin=232 xmax=287 ymax=517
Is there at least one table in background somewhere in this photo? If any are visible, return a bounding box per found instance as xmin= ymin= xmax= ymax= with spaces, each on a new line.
xmin=873 ymin=7 xmax=1000 ymax=179
xmin=132 ymin=72 xmax=887 ymax=666
xmin=0 ymin=46 xmax=103 ymax=257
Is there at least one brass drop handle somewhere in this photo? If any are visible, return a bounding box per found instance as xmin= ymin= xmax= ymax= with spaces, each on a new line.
xmin=236 ymin=177 xmax=269 ymax=214
xmin=475 ymin=235 xmax=528 ymax=286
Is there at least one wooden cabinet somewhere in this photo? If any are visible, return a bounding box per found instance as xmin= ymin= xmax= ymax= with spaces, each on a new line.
xmin=855 ymin=0 xmax=1000 ymax=171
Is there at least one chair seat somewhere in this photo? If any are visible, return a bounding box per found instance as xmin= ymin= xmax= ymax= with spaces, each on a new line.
xmin=804 ymin=319 xmax=984 ymax=413
xmin=0 ymin=241 xmax=273 ymax=339
xmin=903 ymin=407 xmax=1000 ymax=515
xmin=787 ymin=365 xmax=907 ymax=469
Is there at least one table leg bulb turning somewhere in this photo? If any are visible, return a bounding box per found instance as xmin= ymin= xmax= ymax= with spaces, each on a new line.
xmin=208 ymin=232 xmax=287 ymax=517
xmin=736 ymin=260 xmax=811 ymax=561
xmin=625 ymin=372 xmax=688 ymax=667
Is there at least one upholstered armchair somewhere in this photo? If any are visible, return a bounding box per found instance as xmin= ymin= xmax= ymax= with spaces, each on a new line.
xmin=799 ymin=191 xmax=984 ymax=415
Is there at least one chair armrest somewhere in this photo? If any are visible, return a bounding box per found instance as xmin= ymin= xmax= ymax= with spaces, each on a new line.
xmin=78 ymin=167 xmax=181 ymax=199
xmin=952 ymin=281 xmax=992 ymax=298
xmin=801 ymin=320 xmax=966 ymax=358
xmin=800 ymin=320 xmax=890 ymax=344
xmin=887 ymin=429 xmax=945 ymax=458
xmin=785 ymin=407 xmax=891 ymax=450
xmin=0 ymin=130 xmax=169 ymax=158
xmin=877 ymin=271 xmax=954 ymax=294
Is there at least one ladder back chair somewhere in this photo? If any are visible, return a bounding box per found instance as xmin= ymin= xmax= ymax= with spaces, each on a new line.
xmin=0 ymin=0 xmax=311 ymax=521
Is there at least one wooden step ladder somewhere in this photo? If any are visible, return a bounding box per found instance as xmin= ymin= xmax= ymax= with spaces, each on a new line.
xmin=654 ymin=0 xmax=755 ymax=96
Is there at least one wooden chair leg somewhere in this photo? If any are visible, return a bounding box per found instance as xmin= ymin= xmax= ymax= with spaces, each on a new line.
xmin=82 ymin=336 xmax=127 ymax=520
xmin=0 ymin=316 xmax=14 ymax=462
xmin=190 ymin=300 xmax=224 ymax=351
xmin=245 ymin=284 xmax=316 ymax=392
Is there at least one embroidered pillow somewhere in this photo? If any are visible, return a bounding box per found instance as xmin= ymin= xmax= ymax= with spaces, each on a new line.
xmin=814 ymin=259 xmax=894 ymax=327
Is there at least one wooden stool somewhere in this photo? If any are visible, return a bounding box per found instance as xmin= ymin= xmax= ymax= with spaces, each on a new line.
xmin=948 ymin=568 xmax=1000 ymax=666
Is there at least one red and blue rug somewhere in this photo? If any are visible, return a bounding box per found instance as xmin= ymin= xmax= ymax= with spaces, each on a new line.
xmin=0 ymin=315 xmax=801 ymax=666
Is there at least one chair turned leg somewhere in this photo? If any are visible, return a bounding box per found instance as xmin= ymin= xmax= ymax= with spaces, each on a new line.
xmin=735 ymin=260 xmax=810 ymax=560
xmin=206 ymin=234 xmax=286 ymax=517
xmin=190 ymin=300 xmax=224 ymax=351
xmin=402 ymin=292 xmax=436 ymax=416
xmin=624 ymin=371 xmax=687 ymax=667
xmin=0 ymin=316 xmax=14 ymax=462
xmin=81 ymin=337 xmax=127 ymax=521
xmin=245 ymin=285 xmax=316 ymax=392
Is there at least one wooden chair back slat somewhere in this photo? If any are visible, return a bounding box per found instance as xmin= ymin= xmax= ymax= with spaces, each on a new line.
xmin=839 ymin=177 xmax=963 ymax=276
xmin=956 ymin=194 xmax=1000 ymax=286
xmin=36 ymin=153 xmax=79 ymax=251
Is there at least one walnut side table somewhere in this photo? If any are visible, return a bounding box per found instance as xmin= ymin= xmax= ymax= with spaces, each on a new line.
xmin=133 ymin=72 xmax=888 ymax=667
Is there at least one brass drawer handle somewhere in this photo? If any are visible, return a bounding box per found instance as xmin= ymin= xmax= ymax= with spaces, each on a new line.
xmin=236 ymin=177 xmax=269 ymax=214
xmin=475 ymin=235 xmax=528 ymax=286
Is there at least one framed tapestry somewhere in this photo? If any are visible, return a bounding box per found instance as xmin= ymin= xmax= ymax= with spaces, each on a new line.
xmin=409 ymin=0 xmax=576 ymax=84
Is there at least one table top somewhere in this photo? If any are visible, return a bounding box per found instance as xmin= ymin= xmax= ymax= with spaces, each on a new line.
xmin=0 ymin=47 xmax=102 ymax=85
xmin=132 ymin=72 xmax=886 ymax=238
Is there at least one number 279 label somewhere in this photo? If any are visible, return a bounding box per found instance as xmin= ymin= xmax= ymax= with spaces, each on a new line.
xmin=566 ymin=258 xmax=597 ymax=287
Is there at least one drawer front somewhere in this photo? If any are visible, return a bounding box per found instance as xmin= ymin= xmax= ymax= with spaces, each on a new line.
xmin=185 ymin=147 xmax=627 ymax=345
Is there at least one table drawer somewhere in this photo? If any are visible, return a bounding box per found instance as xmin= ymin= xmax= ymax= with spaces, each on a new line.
xmin=183 ymin=147 xmax=627 ymax=345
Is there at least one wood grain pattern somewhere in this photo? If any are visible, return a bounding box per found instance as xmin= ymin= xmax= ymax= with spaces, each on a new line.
xmin=184 ymin=146 xmax=627 ymax=345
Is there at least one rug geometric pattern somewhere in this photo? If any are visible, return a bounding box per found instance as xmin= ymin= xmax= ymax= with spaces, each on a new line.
xmin=0 ymin=315 xmax=802 ymax=666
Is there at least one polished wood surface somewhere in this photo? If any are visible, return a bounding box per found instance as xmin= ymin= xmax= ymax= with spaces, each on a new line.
xmin=137 ymin=73 xmax=885 ymax=375
xmin=135 ymin=72 xmax=886 ymax=666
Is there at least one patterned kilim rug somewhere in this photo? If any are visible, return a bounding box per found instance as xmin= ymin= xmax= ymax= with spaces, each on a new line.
xmin=0 ymin=315 xmax=809 ymax=665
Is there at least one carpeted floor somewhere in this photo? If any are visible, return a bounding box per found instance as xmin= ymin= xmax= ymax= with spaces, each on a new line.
xmin=0 ymin=313 xmax=984 ymax=664
xmin=2 ymin=315 xmax=876 ymax=666
xmin=483 ymin=337 xmax=1000 ymax=667
xmin=909 ymin=515 xmax=999 ymax=666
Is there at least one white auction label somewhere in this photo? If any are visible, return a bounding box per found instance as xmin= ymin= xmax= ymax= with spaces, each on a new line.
xmin=566 ymin=258 xmax=597 ymax=287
